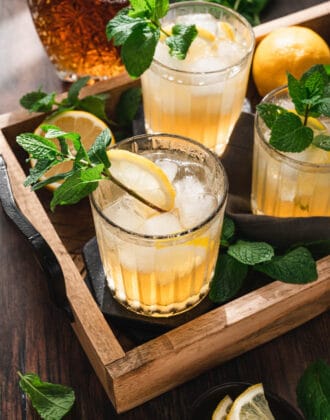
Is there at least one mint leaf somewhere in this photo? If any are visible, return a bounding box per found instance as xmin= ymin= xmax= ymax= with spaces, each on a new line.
xmin=209 ymin=254 xmax=248 ymax=303
xmin=24 ymin=158 xmax=56 ymax=187
xmin=269 ymin=112 xmax=313 ymax=152
xmin=228 ymin=240 xmax=274 ymax=265
xmin=67 ymin=76 xmax=89 ymax=104
xmin=106 ymin=11 xmax=147 ymax=46
xmin=20 ymin=90 xmax=55 ymax=113
xmin=50 ymin=165 xmax=103 ymax=211
xmin=16 ymin=133 xmax=59 ymax=160
xmin=288 ymin=72 xmax=307 ymax=116
xmin=255 ymin=246 xmax=317 ymax=284
xmin=121 ymin=25 xmax=159 ymax=78
xmin=151 ymin=0 xmax=169 ymax=19
xmin=220 ymin=216 xmax=235 ymax=247
xmin=18 ymin=371 xmax=75 ymax=420
xmin=88 ymin=129 xmax=112 ymax=167
xmin=78 ymin=95 xmax=110 ymax=123
xmin=296 ymin=360 xmax=330 ymax=420
xmin=313 ymin=134 xmax=330 ymax=150
xmin=116 ymin=87 xmax=142 ymax=126
xmin=166 ymin=24 xmax=197 ymax=60
xmin=256 ymin=103 xmax=288 ymax=129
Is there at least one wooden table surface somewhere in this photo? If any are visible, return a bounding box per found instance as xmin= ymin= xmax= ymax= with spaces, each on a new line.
xmin=0 ymin=1 xmax=329 ymax=419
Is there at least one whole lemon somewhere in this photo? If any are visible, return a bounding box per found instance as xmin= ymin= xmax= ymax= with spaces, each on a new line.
xmin=252 ymin=26 xmax=330 ymax=97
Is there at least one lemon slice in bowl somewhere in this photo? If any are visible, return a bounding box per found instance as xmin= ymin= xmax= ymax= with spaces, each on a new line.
xmin=212 ymin=394 xmax=233 ymax=420
xmin=227 ymin=383 xmax=275 ymax=420
xmin=32 ymin=110 xmax=111 ymax=190
xmin=106 ymin=149 xmax=176 ymax=212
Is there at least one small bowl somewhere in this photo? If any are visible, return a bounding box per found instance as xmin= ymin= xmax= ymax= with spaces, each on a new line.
xmin=191 ymin=382 xmax=304 ymax=420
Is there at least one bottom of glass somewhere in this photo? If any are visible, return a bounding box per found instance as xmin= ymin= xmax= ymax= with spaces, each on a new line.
xmin=108 ymin=283 xmax=210 ymax=318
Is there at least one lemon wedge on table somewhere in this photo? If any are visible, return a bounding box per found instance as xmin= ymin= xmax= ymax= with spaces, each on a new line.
xmin=106 ymin=149 xmax=176 ymax=212
xmin=227 ymin=383 xmax=275 ymax=420
xmin=32 ymin=110 xmax=112 ymax=190
xmin=212 ymin=394 xmax=233 ymax=420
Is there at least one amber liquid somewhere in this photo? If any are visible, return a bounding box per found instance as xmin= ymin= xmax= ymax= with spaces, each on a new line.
xmin=28 ymin=0 xmax=128 ymax=81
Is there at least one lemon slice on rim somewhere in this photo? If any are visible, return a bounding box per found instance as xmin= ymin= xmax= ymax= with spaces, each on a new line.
xmin=106 ymin=149 xmax=176 ymax=212
xmin=227 ymin=383 xmax=275 ymax=420
xmin=212 ymin=394 xmax=233 ymax=420
xmin=32 ymin=110 xmax=111 ymax=190
xmin=288 ymin=109 xmax=327 ymax=131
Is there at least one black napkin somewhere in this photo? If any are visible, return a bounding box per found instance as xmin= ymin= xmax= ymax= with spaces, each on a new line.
xmin=221 ymin=112 xmax=330 ymax=249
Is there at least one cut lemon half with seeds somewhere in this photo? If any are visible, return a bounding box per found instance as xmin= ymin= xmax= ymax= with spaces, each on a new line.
xmin=212 ymin=394 xmax=233 ymax=420
xmin=227 ymin=383 xmax=275 ymax=420
xmin=32 ymin=110 xmax=111 ymax=190
xmin=106 ymin=149 xmax=176 ymax=212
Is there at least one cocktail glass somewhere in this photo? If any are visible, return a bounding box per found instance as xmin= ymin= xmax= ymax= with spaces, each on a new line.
xmin=251 ymin=85 xmax=330 ymax=217
xmin=140 ymin=1 xmax=255 ymax=155
xmin=90 ymin=133 xmax=228 ymax=317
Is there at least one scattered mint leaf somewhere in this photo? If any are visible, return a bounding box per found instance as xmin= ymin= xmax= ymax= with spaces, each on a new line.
xmin=78 ymin=95 xmax=111 ymax=123
xmin=255 ymin=246 xmax=317 ymax=284
xmin=87 ymin=129 xmax=112 ymax=167
xmin=16 ymin=133 xmax=59 ymax=160
xmin=20 ymin=90 xmax=56 ymax=113
xmin=296 ymin=360 xmax=330 ymax=420
xmin=256 ymin=103 xmax=288 ymax=129
xmin=24 ymin=158 xmax=57 ymax=187
xmin=220 ymin=216 xmax=235 ymax=247
xmin=209 ymin=254 xmax=248 ymax=303
xmin=116 ymin=87 xmax=142 ymax=126
xmin=18 ymin=371 xmax=75 ymax=420
xmin=166 ymin=24 xmax=198 ymax=60
xmin=313 ymin=134 xmax=330 ymax=150
xmin=269 ymin=112 xmax=313 ymax=152
xmin=67 ymin=76 xmax=90 ymax=104
xmin=228 ymin=240 xmax=274 ymax=265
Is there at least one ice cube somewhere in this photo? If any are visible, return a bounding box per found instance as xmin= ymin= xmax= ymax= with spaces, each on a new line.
xmin=143 ymin=212 xmax=183 ymax=236
xmin=103 ymin=196 xmax=146 ymax=232
xmin=155 ymin=159 xmax=178 ymax=182
xmin=176 ymin=13 xmax=218 ymax=36
xmin=177 ymin=192 xmax=218 ymax=229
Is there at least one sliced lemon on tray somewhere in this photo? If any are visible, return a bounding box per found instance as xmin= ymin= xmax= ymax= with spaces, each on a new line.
xmin=212 ymin=394 xmax=233 ymax=420
xmin=32 ymin=110 xmax=111 ymax=190
xmin=106 ymin=149 xmax=176 ymax=212
xmin=227 ymin=383 xmax=275 ymax=420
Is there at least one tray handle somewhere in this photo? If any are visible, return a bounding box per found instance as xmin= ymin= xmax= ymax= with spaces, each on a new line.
xmin=0 ymin=154 xmax=73 ymax=321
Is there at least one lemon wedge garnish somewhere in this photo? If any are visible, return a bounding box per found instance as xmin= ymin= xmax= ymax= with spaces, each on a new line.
xmin=288 ymin=109 xmax=326 ymax=131
xmin=106 ymin=149 xmax=176 ymax=212
xmin=227 ymin=383 xmax=275 ymax=420
xmin=212 ymin=394 xmax=233 ymax=420
xmin=196 ymin=26 xmax=216 ymax=42
xmin=32 ymin=110 xmax=111 ymax=190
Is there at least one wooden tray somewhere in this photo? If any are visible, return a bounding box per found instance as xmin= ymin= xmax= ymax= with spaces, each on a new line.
xmin=0 ymin=3 xmax=329 ymax=413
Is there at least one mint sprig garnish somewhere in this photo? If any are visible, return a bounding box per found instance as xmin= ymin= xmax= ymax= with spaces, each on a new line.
xmin=106 ymin=0 xmax=197 ymax=78
xmin=16 ymin=126 xmax=166 ymax=213
xmin=296 ymin=360 xmax=330 ymax=420
xmin=18 ymin=371 xmax=75 ymax=420
xmin=256 ymin=65 xmax=330 ymax=153
xmin=209 ymin=216 xmax=321 ymax=304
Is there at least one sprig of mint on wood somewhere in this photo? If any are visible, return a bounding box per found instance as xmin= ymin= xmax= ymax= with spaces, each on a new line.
xmin=106 ymin=0 xmax=198 ymax=78
xmin=209 ymin=216 xmax=329 ymax=303
xmin=19 ymin=76 xmax=142 ymax=140
xmin=18 ymin=371 xmax=75 ymax=420
xmin=257 ymin=65 xmax=330 ymax=153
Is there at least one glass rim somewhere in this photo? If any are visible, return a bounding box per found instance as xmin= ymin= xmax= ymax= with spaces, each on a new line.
xmin=151 ymin=0 xmax=255 ymax=77
xmin=256 ymin=84 xmax=330 ymax=170
xmin=90 ymin=133 xmax=228 ymax=240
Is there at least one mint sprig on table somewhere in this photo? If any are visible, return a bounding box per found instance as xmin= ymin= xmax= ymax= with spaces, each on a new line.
xmin=106 ymin=0 xmax=198 ymax=78
xmin=257 ymin=65 xmax=330 ymax=153
xmin=297 ymin=359 xmax=330 ymax=420
xmin=18 ymin=371 xmax=75 ymax=420
xmin=209 ymin=216 xmax=326 ymax=303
